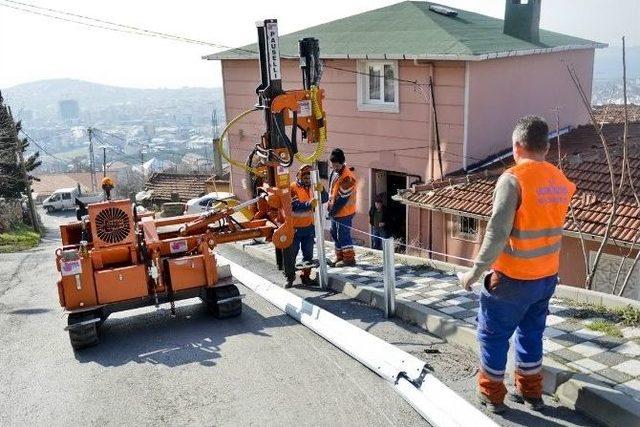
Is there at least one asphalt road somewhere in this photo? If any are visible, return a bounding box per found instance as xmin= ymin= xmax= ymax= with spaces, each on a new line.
xmin=0 ymin=208 xmax=598 ymax=426
xmin=0 ymin=209 xmax=424 ymax=426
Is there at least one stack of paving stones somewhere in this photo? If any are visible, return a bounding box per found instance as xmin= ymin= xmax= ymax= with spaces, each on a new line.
xmin=242 ymin=241 xmax=640 ymax=401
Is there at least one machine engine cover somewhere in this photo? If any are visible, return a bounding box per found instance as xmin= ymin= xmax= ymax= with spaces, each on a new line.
xmin=88 ymin=200 xmax=135 ymax=249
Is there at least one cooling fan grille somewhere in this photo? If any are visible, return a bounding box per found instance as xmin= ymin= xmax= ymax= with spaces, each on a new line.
xmin=94 ymin=207 xmax=131 ymax=244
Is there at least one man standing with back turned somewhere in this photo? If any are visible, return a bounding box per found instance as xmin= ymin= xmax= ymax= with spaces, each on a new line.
xmin=458 ymin=116 xmax=575 ymax=414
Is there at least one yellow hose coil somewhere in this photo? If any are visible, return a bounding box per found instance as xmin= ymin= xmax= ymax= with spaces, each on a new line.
xmin=294 ymin=85 xmax=327 ymax=164
xmin=219 ymin=85 xmax=327 ymax=173
xmin=216 ymin=107 xmax=260 ymax=174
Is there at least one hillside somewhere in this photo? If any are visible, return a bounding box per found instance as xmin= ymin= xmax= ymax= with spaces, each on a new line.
xmin=1 ymin=79 xmax=224 ymax=124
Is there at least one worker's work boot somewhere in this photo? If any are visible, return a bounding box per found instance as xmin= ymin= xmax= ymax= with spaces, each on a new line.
xmin=477 ymin=370 xmax=507 ymax=414
xmin=284 ymin=273 xmax=295 ymax=289
xmin=513 ymin=371 xmax=545 ymax=411
xmin=477 ymin=393 xmax=507 ymax=414
xmin=333 ymin=260 xmax=356 ymax=268
xmin=336 ymin=249 xmax=356 ymax=267
xmin=300 ymin=275 xmax=318 ymax=287
xmin=327 ymin=250 xmax=343 ymax=267
xmin=508 ymin=392 xmax=545 ymax=411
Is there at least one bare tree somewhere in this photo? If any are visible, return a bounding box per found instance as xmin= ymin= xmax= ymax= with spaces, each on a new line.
xmin=567 ymin=65 xmax=618 ymax=289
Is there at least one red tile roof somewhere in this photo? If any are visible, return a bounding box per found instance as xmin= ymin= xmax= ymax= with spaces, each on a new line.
xmin=145 ymin=173 xmax=211 ymax=203
xmin=593 ymin=104 xmax=640 ymax=124
xmin=32 ymin=172 xmax=104 ymax=196
xmin=398 ymin=122 xmax=640 ymax=244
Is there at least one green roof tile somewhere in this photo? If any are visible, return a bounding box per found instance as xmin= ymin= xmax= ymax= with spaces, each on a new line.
xmin=205 ymin=1 xmax=604 ymax=61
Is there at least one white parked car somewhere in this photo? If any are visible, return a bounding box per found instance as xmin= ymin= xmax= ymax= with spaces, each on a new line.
xmin=184 ymin=192 xmax=238 ymax=215
xmin=42 ymin=187 xmax=102 ymax=213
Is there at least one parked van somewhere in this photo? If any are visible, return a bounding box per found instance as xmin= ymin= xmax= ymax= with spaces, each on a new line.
xmin=42 ymin=187 xmax=102 ymax=213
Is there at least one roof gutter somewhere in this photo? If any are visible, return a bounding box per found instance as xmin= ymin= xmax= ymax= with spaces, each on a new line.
xmin=203 ymin=43 xmax=606 ymax=61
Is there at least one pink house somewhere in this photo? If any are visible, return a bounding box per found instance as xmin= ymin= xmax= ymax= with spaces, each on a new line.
xmin=205 ymin=1 xmax=604 ymax=248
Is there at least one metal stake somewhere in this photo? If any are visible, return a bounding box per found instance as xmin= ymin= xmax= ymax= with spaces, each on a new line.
xmin=383 ymin=237 xmax=396 ymax=318
xmin=311 ymin=169 xmax=328 ymax=289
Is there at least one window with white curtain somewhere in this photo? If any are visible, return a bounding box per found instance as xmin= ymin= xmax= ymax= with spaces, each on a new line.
xmin=357 ymin=60 xmax=399 ymax=113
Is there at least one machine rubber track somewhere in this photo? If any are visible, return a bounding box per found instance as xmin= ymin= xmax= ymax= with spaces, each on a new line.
xmin=206 ymin=284 xmax=242 ymax=319
xmin=67 ymin=312 xmax=99 ymax=350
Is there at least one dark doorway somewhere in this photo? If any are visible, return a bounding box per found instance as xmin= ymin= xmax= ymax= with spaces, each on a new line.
xmin=385 ymin=173 xmax=407 ymax=242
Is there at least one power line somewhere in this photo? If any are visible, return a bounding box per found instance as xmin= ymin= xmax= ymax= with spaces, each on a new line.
xmin=93 ymin=128 xmax=148 ymax=149
xmin=92 ymin=133 xmax=140 ymax=163
xmin=0 ymin=0 xmax=257 ymax=54
xmin=322 ymin=64 xmax=428 ymax=87
xmin=20 ymin=129 xmax=68 ymax=163
xmin=0 ymin=0 xmax=427 ymax=86
xmin=342 ymin=144 xmax=495 ymax=164
xmin=3 ymin=1 xmax=472 ymax=168
xmin=93 ymin=128 xmax=126 ymax=142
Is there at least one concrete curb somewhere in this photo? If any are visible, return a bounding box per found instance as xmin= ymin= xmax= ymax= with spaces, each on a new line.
xmin=556 ymin=375 xmax=640 ymax=427
xmin=236 ymin=242 xmax=640 ymax=426
xmin=554 ymin=285 xmax=640 ymax=311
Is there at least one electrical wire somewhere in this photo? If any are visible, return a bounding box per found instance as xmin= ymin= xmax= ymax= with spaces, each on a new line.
xmin=20 ymin=130 xmax=67 ymax=163
xmin=0 ymin=0 xmax=429 ymax=87
xmin=322 ymin=64 xmax=428 ymax=87
xmin=92 ymin=133 xmax=140 ymax=163
xmin=93 ymin=128 xmax=127 ymax=141
xmin=0 ymin=0 xmax=245 ymax=51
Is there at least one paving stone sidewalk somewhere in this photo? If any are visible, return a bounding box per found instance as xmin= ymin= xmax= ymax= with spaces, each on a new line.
xmin=242 ymin=241 xmax=640 ymax=403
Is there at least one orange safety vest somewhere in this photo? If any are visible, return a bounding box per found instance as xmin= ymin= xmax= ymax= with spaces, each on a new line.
xmin=290 ymin=181 xmax=314 ymax=229
xmin=329 ymin=166 xmax=357 ymax=218
xmin=493 ymin=161 xmax=576 ymax=280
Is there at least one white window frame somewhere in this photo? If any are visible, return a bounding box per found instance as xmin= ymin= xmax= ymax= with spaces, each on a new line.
xmin=356 ymin=60 xmax=400 ymax=113
xmin=451 ymin=214 xmax=479 ymax=242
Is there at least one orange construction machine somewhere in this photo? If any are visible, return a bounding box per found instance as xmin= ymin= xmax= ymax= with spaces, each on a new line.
xmin=54 ymin=19 xmax=326 ymax=350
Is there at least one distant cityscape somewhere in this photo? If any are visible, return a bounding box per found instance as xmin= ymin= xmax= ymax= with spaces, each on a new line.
xmin=2 ymin=79 xmax=226 ymax=176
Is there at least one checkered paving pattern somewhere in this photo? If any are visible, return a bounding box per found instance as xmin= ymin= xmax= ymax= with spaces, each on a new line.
xmin=242 ymin=241 xmax=640 ymax=402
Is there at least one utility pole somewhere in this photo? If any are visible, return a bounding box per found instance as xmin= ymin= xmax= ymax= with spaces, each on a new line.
xmin=211 ymin=109 xmax=223 ymax=177
xmin=88 ymin=127 xmax=97 ymax=191
xmin=102 ymin=146 xmax=107 ymax=178
xmin=9 ymin=107 xmax=39 ymax=234
xmin=140 ymin=147 xmax=146 ymax=181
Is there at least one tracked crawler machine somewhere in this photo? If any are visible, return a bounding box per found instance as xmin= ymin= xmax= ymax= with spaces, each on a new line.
xmin=55 ymin=19 xmax=326 ymax=350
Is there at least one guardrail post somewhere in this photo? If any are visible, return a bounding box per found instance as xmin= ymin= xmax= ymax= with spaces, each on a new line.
xmin=383 ymin=237 xmax=396 ymax=318
xmin=311 ymin=169 xmax=328 ymax=290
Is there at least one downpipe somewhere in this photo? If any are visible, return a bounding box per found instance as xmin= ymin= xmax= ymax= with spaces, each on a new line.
xmin=220 ymin=255 xmax=497 ymax=427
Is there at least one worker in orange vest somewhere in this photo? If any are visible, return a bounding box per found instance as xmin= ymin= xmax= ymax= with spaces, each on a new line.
xmin=287 ymin=165 xmax=328 ymax=288
xmin=458 ymin=116 xmax=576 ymax=414
xmin=327 ymin=148 xmax=358 ymax=267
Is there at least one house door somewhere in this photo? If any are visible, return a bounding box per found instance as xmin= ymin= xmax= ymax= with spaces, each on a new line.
xmin=372 ymin=169 xmax=407 ymax=244
xmin=386 ymin=173 xmax=407 ymax=242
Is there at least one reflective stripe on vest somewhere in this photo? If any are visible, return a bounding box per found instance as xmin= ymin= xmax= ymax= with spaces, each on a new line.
xmin=329 ymin=167 xmax=357 ymax=217
xmin=492 ymin=161 xmax=576 ymax=280
xmin=290 ymin=182 xmax=313 ymax=228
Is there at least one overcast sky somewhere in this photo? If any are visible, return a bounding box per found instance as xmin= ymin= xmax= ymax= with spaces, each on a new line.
xmin=0 ymin=0 xmax=638 ymax=89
